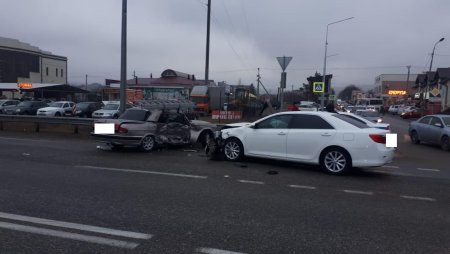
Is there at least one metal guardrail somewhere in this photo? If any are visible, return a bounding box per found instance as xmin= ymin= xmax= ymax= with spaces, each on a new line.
xmin=0 ymin=115 xmax=93 ymax=133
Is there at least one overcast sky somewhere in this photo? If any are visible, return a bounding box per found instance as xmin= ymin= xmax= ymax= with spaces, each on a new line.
xmin=1 ymin=0 xmax=449 ymax=93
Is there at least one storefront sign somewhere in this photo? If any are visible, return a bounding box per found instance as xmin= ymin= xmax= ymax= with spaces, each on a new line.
xmin=17 ymin=83 xmax=33 ymax=89
xmin=388 ymin=90 xmax=406 ymax=95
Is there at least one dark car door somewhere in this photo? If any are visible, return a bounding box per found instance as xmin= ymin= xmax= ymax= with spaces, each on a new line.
xmin=166 ymin=113 xmax=190 ymax=144
xmin=30 ymin=102 xmax=43 ymax=115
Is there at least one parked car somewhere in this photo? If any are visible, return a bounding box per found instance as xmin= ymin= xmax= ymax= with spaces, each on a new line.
xmin=214 ymin=111 xmax=394 ymax=175
xmin=36 ymin=101 xmax=75 ymax=117
xmin=355 ymin=110 xmax=383 ymax=123
xmin=401 ymin=108 xmax=424 ymax=119
xmin=3 ymin=100 xmax=48 ymax=115
xmin=409 ymin=115 xmax=450 ymax=151
xmin=91 ymin=108 xmax=217 ymax=151
xmin=74 ymin=101 xmax=104 ymax=118
xmin=338 ymin=112 xmax=390 ymax=131
xmin=0 ymin=99 xmax=20 ymax=114
xmin=92 ymin=103 xmax=133 ymax=119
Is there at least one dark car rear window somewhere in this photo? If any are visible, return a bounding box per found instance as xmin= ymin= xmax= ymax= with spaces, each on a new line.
xmin=332 ymin=114 xmax=370 ymax=128
xmin=119 ymin=109 xmax=150 ymax=121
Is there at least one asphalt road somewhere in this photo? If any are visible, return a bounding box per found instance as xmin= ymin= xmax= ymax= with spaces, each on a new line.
xmin=0 ymin=116 xmax=449 ymax=254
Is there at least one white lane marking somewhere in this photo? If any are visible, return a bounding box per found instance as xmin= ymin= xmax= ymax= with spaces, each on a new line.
xmin=0 ymin=137 xmax=58 ymax=143
xmin=237 ymin=179 xmax=264 ymax=185
xmin=76 ymin=165 xmax=207 ymax=179
xmin=288 ymin=185 xmax=317 ymax=190
xmin=381 ymin=165 xmax=399 ymax=169
xmin=197 ymin=247 xmax=248 ymax=254
xmin=0 ymin=221 xmax=139 ymax=249
xmin=400 ymin=195 xmax=436 ymax=202
xmin=0 ymin=212 xmax=152 ymax=240
xmin=417 ymin=168 xmax=440 ymax=172
xmin=343 ymin=190 xmax=374 ymax=195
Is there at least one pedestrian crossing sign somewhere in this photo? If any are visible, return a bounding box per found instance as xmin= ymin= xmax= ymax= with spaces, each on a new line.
xmin=313 ymin=82 xmax=325 ymax=93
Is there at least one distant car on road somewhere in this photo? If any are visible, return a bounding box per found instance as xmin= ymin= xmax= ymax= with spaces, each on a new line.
xmin=216 ymin=111 xmax=394 ymax=175
xmin=0 ymin=99 xmax=20 ymax=114
xmin=356 ymin=110 xmax=383 ymax=123
xmin=37 ymin=101 xmax=75 ymax=117
xmin=91 ymin=108 xmax=216 ymax=151
xmin=388 ymin=105 xmax=401 ymax=115
xmin=401 ymin=108 xmax=424 ymax=119
xmin=74 ymin=101 xmax=103 ymax=118
xmin=409 ymin=115 xmax=450 ymax=151
xmin=3 ymin=100 xmax=48 ymax=115
xmin=398 ymin=106 xmax=416 ymax=115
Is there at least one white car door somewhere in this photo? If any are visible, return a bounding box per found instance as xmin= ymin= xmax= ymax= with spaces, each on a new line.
xmin=286 ymin=114 xmax=336 ymax=161
xmin=244 ymin=114 xmax=292 ymax=159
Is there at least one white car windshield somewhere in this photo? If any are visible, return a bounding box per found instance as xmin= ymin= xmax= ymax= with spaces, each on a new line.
xmin=103 ymin=104 xmax=120 ymax=110
xmin=48 ymin=102 xmax=64 ymax=108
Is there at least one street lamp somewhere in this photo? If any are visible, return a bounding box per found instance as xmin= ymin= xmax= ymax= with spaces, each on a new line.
xmin=429 ymin=37 xmax=445 ymax=72
xmin=321 ymin=17 xmax=354 ymax=110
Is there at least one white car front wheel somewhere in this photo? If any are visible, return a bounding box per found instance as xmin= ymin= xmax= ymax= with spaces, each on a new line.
xmin=223 ymin=138 xmax=244 ymax=162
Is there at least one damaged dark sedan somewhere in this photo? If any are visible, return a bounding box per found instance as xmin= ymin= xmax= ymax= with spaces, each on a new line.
xmin=91 ymin=108 xmax=217 ymax=151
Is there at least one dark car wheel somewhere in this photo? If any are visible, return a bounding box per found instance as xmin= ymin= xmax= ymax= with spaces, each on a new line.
xmin=113 ymin=114 xmax=119 ymax=119
xmin=410 ymin=131 xmax=420 ymax=144
xmin=140 ymin=135 xmax=155 ymax=152
xmin=223 ymin=138 xmax=244 ymax=162
xmin=54 ymin=112 xmax=61 ymax=117
xmin=441 ymin=136 xmax=450 ymax=151
xmin=320 ymin=147 xmax=352 ymax=175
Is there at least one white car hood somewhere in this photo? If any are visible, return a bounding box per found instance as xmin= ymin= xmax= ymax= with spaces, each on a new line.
xmin=224 ymin=122 xmax=251 ymax=128
xmin=94 ymin=109 xmax=118 ymax=114
xmin=38 ymin=107 xmax=61 ymax=111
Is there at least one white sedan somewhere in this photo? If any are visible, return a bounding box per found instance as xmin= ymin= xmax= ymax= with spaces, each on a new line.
xmin=219 ymin=111 xmax=394 ymax=175
xmin=37 ymin=101 xmax=75 ymax=117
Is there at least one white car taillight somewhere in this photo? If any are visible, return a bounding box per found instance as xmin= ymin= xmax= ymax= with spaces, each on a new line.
xmin=369 ymin=134 xmax=386 ymax=144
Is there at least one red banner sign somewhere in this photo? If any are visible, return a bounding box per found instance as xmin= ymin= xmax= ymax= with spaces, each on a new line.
xmin=211 ymin=110 xmax=242 ymax=120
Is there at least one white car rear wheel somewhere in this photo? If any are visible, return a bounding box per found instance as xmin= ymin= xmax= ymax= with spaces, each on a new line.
xmin=320 ymin=148 xmax=351 ymax=175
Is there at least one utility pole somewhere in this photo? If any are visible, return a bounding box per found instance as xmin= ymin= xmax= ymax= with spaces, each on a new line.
xmin=119 ymin=0 xmax=127 ymax=113
xmin=406 ymin=65 xmax=411 ymax=100
xmin=256 ymin=68 xmax=260 ymax=97
xmin=204 ymin=0 xmax=211 ymax=86
xmin=85 ymin=74 xmax=88 ymax=90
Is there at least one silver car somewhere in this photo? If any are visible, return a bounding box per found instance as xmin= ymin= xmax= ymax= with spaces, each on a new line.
xmin=91 ymin=108 xmax=217 ymax=151
xmin=409 ymin=115 xmax=450 ymax=151
xmin=92 ymin=103 xmax=133 ymax=119
xmin=0 ymin=99 xmax=20 ymax=114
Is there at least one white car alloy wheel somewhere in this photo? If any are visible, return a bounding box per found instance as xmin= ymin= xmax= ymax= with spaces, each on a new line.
xmin=140 ymin=136 xmax=155 ymax=152
xmin=321 ymin=148 xmax=351 ymax=175
xmin=224 ymin=138 xmax=243 ymax=161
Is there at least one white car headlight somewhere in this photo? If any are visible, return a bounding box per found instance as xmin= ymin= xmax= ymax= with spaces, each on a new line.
xmin=16 ymin=109 xmax=21 ymax=112
xmin=377 ymin=118 xmax=382 ymax=123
